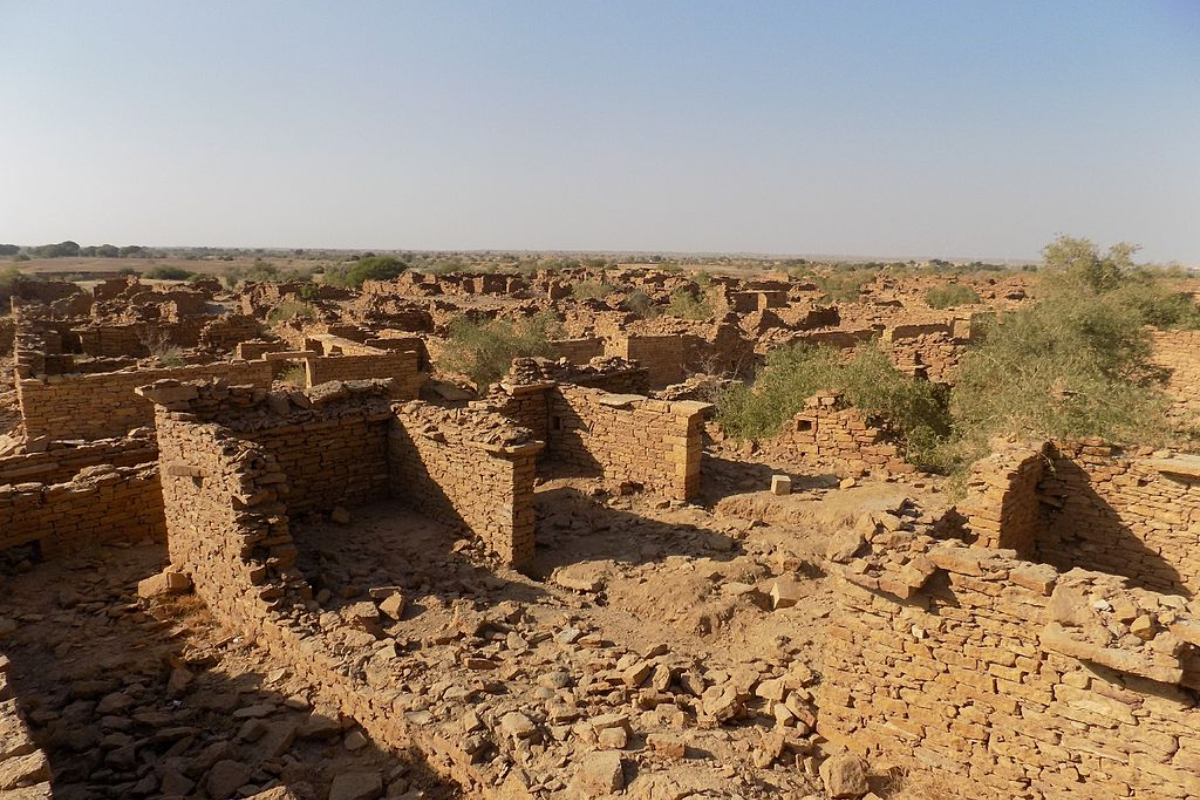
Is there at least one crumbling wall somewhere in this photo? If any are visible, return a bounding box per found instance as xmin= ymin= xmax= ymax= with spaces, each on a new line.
xmin=879 ymin=330 xmax=965 ymax=384
xmin=546 ymin=385 xmax=708 ymax=500
xmin=761 ymin=392 xmax=911 ymax=475
xmin=16 ymin=360 xmax=273 ymax=440
xmin=608 ymin=335 xmax=687 ymax=388
xmin=0 ymin=431 xmax=158 ymax=486
xmin=1037 ymin=442 xmax=1200 ymax=596
xmin=550 ymin=337 xmax=604 ymax=364
xmin=199 ymin=314 xmax=262 ymax=352
xmin=0 ymin=464 xmax=165 ymax=554
xmin=1152 ymin=329 xmax=1200 ymax=420
xmin=0 ymin=654 xmax=52 ymax=796
xmin=390 ymin=402 xmax=542 ymax=565
xmin=959 ymin=443 xmax=1049 ymax=555
xmin=143 ymin=379 xmax=395 ymax=517
xmin=821 ymin=536 xmax=1200 ymax=800
xmin=304 ymin=350 xmax=425 ymax=399
xmin=153 ymin=406 xmax=309 ymax=639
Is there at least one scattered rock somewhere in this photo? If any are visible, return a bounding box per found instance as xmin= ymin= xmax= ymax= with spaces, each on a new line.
xmin=819 ymin=754 xmax=869 ymax=798
xmin=329 ymin=771 xmax=383 ymax=800
xmin=574 ymin=751 xmax=624 ymax=796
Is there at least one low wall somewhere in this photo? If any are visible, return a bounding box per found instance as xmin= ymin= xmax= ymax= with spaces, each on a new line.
xmin=821 ymin=536 xmax=1200 ymax=800
xmin=957 ymin=441 xmax=1200 ymax=597
xmin=1038 ymin=442 xmax=1200 ymax=597
xmin=546 ymin=385 xmax=708 ymax=500
xmin=304 ymin=350 xmax=425 ymax=399
xmin=17 ymin=360 xmax=273 ymax=440
xmin=1152 ymin=329 xmax=1200 ymax=420
xmin=0 ymin=653 xmax=52 ymax=796
xmin=0 ymin=464 xmax=165 ymax=554
xmin=608 ymin=335 xmax=687 ymax=388
xmin=550 ymin=337 xmax=604 ymax=364
xmin=758 ymin=392 xmax=912 ymax=476
xmin=390 ymin=402 xmax=542 ymax=565
xmin=0 ymin=432 xmax=158 ymax=486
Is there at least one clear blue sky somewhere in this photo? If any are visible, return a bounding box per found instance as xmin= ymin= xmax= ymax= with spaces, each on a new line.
xmin=2 ymin=1 xmax=1198 ymax=262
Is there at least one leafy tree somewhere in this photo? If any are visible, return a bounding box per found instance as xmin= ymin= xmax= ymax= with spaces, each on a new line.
xmin=326 ymin=255 xmax=408 ymax=288
xmin=143 ymin=266 xmax=194 ymax=281
xmin=0 ymin=245 xmax=18 ymax=257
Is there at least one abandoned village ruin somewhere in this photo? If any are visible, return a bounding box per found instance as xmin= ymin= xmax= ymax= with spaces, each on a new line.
xmin=4 ymin=265 xmax=1200 ymax=800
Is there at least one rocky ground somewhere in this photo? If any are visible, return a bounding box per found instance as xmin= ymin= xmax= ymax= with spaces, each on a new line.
xmin=0 ymin=543 xmax=458 ymax=800
xmin=0 ymin=458 xmax=949 ymax=800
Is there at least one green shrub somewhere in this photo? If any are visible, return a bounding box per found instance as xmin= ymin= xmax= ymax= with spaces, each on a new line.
xmin=717 ymin=343 xmax=950 ymax=467
xmin=267 ymin=300 xmax=317 ymax=324
xmin=442 ymin=311 xmax=561 ymax=389
xmin=143 ymin=266 xmax=194 ymax=281
xmin=571 ymin=280 xmax=614 ymax=300
xmin=625 ymin=290 xmax=657 ymax=319
xmin=278 ymin=363 xmax=308 ymax=387
xmin=326 ymin=255 xmax=408 ymax=288
xmin=806 ymin=271 xmax=873 ymax=303
xmin=925 ymin=284 xmax=981 ymax=309
xmin=666 ymin=287 xmax=715 ymax=320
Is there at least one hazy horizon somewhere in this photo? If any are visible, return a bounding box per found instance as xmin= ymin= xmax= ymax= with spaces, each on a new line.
xmin=2 ymin=1 xmax=1198 ymax=262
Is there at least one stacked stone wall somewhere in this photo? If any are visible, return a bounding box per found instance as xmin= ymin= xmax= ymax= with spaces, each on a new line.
xmin=390 ymin=403 xmax=541 ymax=565
xmin=304 ymin=350 xmax=425 ymax=399
xmin=16 ymin=360 xmax=273 ymax=440
xmin=1037 ymin=442 xmax=1200 ymax=596
xmin=959 ymin=443 xmax=1049 ymax=555
xmin=545 ymin=385 xmax=708 ymax=500
xmin=1152 ymin=329 xmax=1200 ymax=420
xmin=550 ymin=337 xmax=604 ymax=364
xmin=0 ymin=432 xmax=158 ymax=486
xmin=760 ymin=392 xmax=911 ymax=475
xmin=199 ymin=314 xmax=262 ymax=352
xmin=608 ymin=335 xmax=687 ymax=388
xmin=0 ymin=464 xmax=165 ymax=554
xmin=821 ymin=537 xmax=1200 ymax=800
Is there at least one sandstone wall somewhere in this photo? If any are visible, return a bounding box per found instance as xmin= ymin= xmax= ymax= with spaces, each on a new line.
xmin=0 ymin=652 xmax=52 ymax=796
xmin=550 ymin=337 xmax=604 ymax=364
xmin=16 ymin=360 xmax=274 ymax=440
xmin=390 ymin=403 xmax=542 ymax=565
xmin=821 ymin=537 xmax=1200 ymax=800
xmin=0 ymin=464 xmax=165 ymax=554
xmin=759 ymin=392 xmax=912 ymax=476
xmin=304 ymin=350 xmax=425 ymax=399
xmin=959 ymin=443 xmax=1049 ymax=555
xmin=154 ymin=408 xmax=310 ymax=640
xmin=1037 ymin=442 xmax=1200 ymax=597
xmin=1152 ymin=329 xmax=1200 ymax=420
xmin=608 ymin=335 xmax=687 ymax=388
xmin=248 ymin=414 xmax=392 ymax=515
xmin=0 ymin=432 xmax=158 ymax=486
xmin=546 ymin=385 xmax=708 ymax=500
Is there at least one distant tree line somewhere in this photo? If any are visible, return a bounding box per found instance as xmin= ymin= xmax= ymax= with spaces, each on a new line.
xmin=0 ymin=241 xmax=153 ymax=259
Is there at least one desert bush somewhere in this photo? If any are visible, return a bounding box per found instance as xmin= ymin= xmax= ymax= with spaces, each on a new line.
xmin=666 ymin=287 xmax=715 ymax=320
xmin=717 ymin=343 xmax=950 ymax=467
xmin=442 ymin=311 xmax=561 ymax=389
xmin=143 ymin=266 xmax=194 ymax=281
xmin=805 ymin=271 xmax=873 ymax=303
xmin=325 ymin=255 xmax=408 ymax=288
xmin=267 ymin=300 xmax=317 ymax=325
xmin=571 ymin=280 xmax=614 ymax=300
xmin=139 ymin=329 xmax=187 ymax=367
xmin=625 ymin=289 xmax=657 ymax=319
xmin=925 ymin=284 xmax=980 ymax=309
xmin=278 ymin=363 xmax=308 ymax=388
